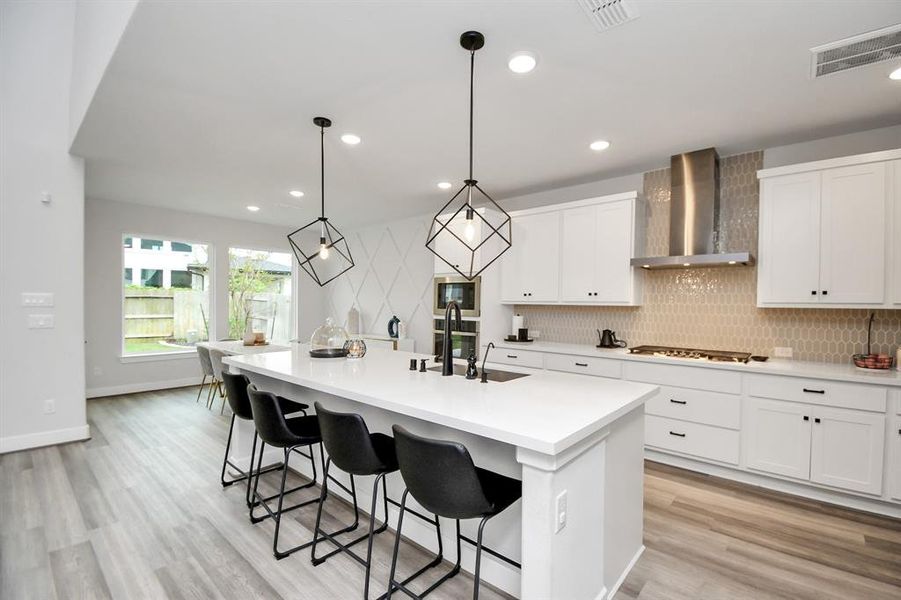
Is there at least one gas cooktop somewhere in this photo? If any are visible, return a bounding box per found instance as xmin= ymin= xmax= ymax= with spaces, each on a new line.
xmin=628 ymin=345 xmax=752 ymax=363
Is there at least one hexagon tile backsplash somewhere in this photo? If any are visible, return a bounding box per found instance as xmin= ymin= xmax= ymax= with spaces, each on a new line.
xmin=515 ymin=151 xmax=901 ymax=363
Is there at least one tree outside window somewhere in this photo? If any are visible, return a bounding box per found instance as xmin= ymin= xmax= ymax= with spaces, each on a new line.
xmin=228 ymin=248 xmax=293 ymax=341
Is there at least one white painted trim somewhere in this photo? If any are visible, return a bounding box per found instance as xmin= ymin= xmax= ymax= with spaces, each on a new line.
xmin=606 ymin=545 xmax=644 ymax=600
xmin=0 ymin=424 xmax=91 ymax=454
xmin=87 ymin=377 xmax=199 ymax=399
xmin=757 ymin=148 xmax=901 ymax=179
xmin=119 ymin=351 xmax=197 ymax=363
xmin=645 ymin=450 xmax=901 ymax=518
xmin=509 ymin=190 xmax=638 ymax=218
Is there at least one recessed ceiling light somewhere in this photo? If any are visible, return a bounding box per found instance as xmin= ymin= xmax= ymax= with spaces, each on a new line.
xmin=289 ymin=190 xmax=304 ymax=198
xmin=589 ymin=140 xmax=611 ymax=152
xmin=437 ymin=181 xmax=453 ymax=190
xmin=246 ymin=205 xmax=260 ymax=212
xmin=341 ymin=134 xmax=361 ymax=145
xmin=890 ymin=66 xmax=901 ymax=80
xmin=508 ymin=51 xmax=537 ymax=74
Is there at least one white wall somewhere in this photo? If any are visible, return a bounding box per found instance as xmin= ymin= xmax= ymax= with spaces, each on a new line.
xmin=84 ymin=198 xmax=325 ymax=397
xmin=0 ymin=1 xmax=89 ymax=453
xmin=69 ymin=0 xmax=138 ymax=146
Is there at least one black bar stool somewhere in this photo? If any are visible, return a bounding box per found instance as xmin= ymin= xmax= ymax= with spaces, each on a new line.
xmin=310 ymin=402 xmax=444 ymax=600
xmin=219 ymin=372 xmax=309 ymax=507
xmin=387 ymin=425 xmax=522 ymax=600
xmin=247 ymin=385 xmax=356 ymax=559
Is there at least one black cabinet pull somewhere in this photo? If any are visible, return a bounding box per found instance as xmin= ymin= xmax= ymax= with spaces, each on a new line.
xmin=669 ymin=431 xmax=686 ymax=438
xmin=814 ymin=417 xmax=821 ymax=424
xmin=821 ymin=290 xmax=828 ymax=296
xmin=506 ymin=354 xmax=518 ymax=359
xmin=574 ymin=362 xmax=588 ymax=367
xmin=803 ymin=416 xmax=809 ymax=421
xmin=811 ymin=290 xmax=817 ymax=295
xmin=803 ymin=388 xmax=825 ymax=394
xmin=669 ymin=398 xmax=687 ymax=405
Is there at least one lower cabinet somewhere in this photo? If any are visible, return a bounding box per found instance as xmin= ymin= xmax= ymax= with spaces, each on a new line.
xmin=746 ymin=398 xmax=886 ymax=495
xmin=646 ymin=415 xmax=740 ymax=465
xmin=890 ymin=415 xmax=901 ymax=501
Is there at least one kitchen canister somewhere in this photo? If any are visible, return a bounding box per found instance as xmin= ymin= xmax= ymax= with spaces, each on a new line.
xmin=512 ymin=314 xmax=524 ymax=336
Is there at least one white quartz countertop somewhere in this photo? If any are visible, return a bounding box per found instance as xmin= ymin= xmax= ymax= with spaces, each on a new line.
xmin=489 ymin=341 xmax=901 ymax=387
xmin=223 ymin=345 xmax=658 ymax=456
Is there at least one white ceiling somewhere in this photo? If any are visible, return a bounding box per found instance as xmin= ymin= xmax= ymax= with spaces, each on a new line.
xmin=74 ymin=0 xmax=901 ymax=228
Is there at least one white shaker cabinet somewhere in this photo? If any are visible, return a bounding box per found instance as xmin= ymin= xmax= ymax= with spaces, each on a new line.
xmin=745 ymin=397 xmax=812 ymax=480
xmin=757 ymin=150 xmax=899 ymax=308
xmin=809 ymin=406 xmax=885 ymax=495
xmin=891 ymin=414 xmax=901 ymax=501
xmin=500 ymin=211 xmax=560 ymax=303
xmin=560 ymin=196 xmax=640 ymax=305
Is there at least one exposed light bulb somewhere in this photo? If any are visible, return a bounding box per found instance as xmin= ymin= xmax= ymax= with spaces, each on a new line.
xmin=319 ymin=244 xmax=330 ymax=260
xmin=464 ymin=220 xmax=475 ymax=241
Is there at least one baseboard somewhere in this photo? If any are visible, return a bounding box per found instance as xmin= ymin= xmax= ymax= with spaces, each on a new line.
xmin=0 ymin=424 xmax=91 ymax=454
xmin=606 ymin=545 xmax=644 ymax=600
xmin=86 ymin=377 xmax=200 ymax=398
xmin=645 ymin=450 xmax=901 ymax=519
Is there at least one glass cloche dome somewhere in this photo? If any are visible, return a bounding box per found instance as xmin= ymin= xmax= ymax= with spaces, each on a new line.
xmin=309 ymin=317 xmax=349 ymax=358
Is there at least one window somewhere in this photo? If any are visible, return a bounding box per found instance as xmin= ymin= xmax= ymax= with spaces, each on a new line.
xmin=228 ymin=247 xmax=293 ymax=343
xmin=123 ymin=235 xmax=209 ymax=355
xmin=171 ymin=270 xmax=192 ymax=288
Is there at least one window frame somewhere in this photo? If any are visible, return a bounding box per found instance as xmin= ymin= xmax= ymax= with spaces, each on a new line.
xmin=120 ymin=232 xmax=214 ymax=361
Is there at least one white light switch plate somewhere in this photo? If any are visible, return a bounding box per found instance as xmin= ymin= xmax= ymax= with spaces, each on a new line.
xmin=27 ymin=314 xmax=54 ymax=329
xmin=21 ymin=293 xmax=54 ymax=307
xmin=555 ymin=490 xmax=567 ymax=533
xmin=774 ymin=347 xmax=793 ymax=358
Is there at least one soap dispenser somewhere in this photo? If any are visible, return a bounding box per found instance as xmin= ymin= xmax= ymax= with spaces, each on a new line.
xmin=465 ymin=350 xmax=479 ymax=380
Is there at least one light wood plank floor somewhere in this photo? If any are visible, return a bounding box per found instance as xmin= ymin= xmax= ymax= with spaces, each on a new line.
xmin=1 ymin=387 xmax=899 ymax=600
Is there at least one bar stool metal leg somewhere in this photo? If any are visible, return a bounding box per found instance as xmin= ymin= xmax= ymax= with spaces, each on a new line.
xmin=386 ymin=490 xmax=449 ymax=600
xmin=196 ymin=374 xmax=208 ymax=403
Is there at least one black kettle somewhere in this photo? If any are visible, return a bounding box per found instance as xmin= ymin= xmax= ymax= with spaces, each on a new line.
xmin=597 ymin=329 xmax=627 ymax=348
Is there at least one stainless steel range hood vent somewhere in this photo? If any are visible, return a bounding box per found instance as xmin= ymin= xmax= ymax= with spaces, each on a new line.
xmin=631 ymin=148 xmax=755 ymax=270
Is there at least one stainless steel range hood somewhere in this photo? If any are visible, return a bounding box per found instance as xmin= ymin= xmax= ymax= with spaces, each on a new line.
xmin=631 ymin=148 xmax=755 ymax=270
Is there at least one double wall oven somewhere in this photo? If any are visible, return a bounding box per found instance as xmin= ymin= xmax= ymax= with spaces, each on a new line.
xmin=433 ymin=275 xmax=480 ymax=359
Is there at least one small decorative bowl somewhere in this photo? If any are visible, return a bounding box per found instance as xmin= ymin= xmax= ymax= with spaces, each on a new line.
xmin=852 ymin=353 xmax=894 ymax=370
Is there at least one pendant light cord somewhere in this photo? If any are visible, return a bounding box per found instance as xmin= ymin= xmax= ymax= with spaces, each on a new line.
xmin=468 ymin=49 xmax=475 ymax=183
xmin=320 ymin=125 xmax=326 ymax=219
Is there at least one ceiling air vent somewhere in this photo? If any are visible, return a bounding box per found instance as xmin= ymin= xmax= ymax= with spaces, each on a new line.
xmin=577 ymin=0 xmax=639 ymax=32
xmin=810 ymin=23 xmax=901 ymax=78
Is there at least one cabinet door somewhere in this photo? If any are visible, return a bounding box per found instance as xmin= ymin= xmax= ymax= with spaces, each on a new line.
xmin=891 ymin=161 xmax=901 ymax=305
xmin=594 ymin=199 xmax=634 ymax=303
xmin=518 ymin=212 xmax=560 ymax=302
xmin=891 ymin=416 xmax=901 ymax=501
xmin=559 ymin=206 xmax=597 ymax=301
xmin=810 ymin=406 xmax=885 ymax=495
xmin=819 ymin=163 xmax=886 ymax=304
xmin=745 ymin=398 xmax=812 ymax=480
xmin=758 ymin=173 xmax=821 ymax=304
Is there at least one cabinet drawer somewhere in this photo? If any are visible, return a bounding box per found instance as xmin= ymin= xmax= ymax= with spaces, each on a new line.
xmin=645 ymin=385 xmax=740 ymax=429
xmin=545 ymin=353 xmax=622 ymax=379
xmin=492 ymin=348 xmax=544 ymax=369
xmin=623 ymin=361 xmax=741 ymax=394
xmin=645 ymin=415 xmax=740 ymax=465
xmin=746 ymin=374 xmax=886 ymax=412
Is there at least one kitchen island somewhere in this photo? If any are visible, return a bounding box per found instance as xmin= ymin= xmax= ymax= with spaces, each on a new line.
xmin=224 ymin=346 xmax=657 ymax=600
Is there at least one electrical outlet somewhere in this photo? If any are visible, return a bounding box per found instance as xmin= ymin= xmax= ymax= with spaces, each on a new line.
xmin=531 ymin=330 xmax=541 ymax=339
xmin=93 ymin=366 xmax=103 ymax=376
xmin=27 ymin=314 xmax=54 ymax=329
xmin=555 ymin=490 xmax=567 ymax=533
xmin=43 ymin=399 xmax=56 ymax=414
xmin=774 ymin=347 xmax=793 ymax=358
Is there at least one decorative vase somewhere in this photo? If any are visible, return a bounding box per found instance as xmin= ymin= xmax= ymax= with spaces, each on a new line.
xmin=243 ymin=319 xmax=256 ymax=346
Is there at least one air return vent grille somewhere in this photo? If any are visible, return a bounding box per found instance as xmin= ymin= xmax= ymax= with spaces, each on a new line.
xmin=577 ymin=0 xmax=639 ymax=32
xmin=810 ymin=24 xmax=901 ymax=78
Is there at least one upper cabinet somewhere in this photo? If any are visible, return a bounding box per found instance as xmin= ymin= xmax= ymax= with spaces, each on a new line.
xmin=757 ymin=150 xmax=901 ymax=308
xmin=500 ymin=192 xmax=643 ymax=305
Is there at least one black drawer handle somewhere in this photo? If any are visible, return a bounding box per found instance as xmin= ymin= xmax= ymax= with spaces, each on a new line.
xmin=803 ymin=416 xmax=809 ymax=421
xmin=803 ymin=388 xmax=825 ymax=394
xmin=506 ymin=354 xmax=518 ymax=359
xmin=669 ymin=399 xmax=687 ymax=405
xmin=574 ymin=362 xmax=588 ymax=367
xmin=669 ymin=431 xmax=686 ymax=438
xmin=814 ymin=417 xmax=821 ymax=424
xmin=821 ymin=290 xmax=828 ymax=296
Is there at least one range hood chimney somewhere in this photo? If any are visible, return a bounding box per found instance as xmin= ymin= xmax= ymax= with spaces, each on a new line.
xmin=631 ymin=148 xmax=754 ymax=269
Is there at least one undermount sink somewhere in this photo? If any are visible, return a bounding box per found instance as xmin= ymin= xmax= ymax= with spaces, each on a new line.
xmin=427 ymin=364 xmax=530 ymax=382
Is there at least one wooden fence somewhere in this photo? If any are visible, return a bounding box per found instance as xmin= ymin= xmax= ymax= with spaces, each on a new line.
xmin=124 ymin=288 xmax=208 ymax=342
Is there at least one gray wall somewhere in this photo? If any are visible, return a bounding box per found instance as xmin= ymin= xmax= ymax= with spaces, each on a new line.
xmin=84 ymin=198 xmax=326 ymax=396
xmin=763 ymin=124 xmax=901 ymax=168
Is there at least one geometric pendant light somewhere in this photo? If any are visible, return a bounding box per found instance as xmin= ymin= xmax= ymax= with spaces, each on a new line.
xmin=425 ymin=31 xmax=512 ymax=281
xmin=287 ymin=117 xmax=355 ymax=287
